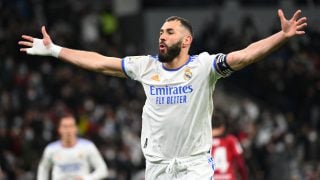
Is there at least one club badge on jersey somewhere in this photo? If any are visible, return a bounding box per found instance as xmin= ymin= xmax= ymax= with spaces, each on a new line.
xmin=184 ymin=68 xmax=193 ymax=80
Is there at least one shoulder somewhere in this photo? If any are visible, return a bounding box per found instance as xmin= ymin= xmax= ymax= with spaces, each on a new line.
xmin=225 ymin=135 xmax=240 ymax=144
xmin=196 ymin=52 xmax=226 ymax=60
xmin=43 ymin=140 xmax=61 ymax=154
xmin=123 ymin=55 xmax=157 ymax=62
xmin=197 ymin=51 xmax=218 ymax=59
xmin=190 ymin=52 xmax=215 ymax=66
xmin=226 ymin=135 xmax=243 ymax=152
xmin=122 ymin=55 xmax=159 ymax=71
xmin=190 ymin=52 xmax=209 ymax=61
xmin=46 ymin=140 xmax=61 ymax=149
xmin=77 ymin=138 xmax=97 ymax=150
xmin=198 ymin=52 xmax=210 ymax=57
xmin=77 ymin=138 xmax=95 ymax=146
xmin=189 ymin=53 xmax=222 ymax=80
xmin=227 ymin=134 xmax=241 ymax=148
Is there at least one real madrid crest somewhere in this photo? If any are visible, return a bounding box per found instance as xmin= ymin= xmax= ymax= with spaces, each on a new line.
xmin=184 ymin=68 xmax=192 ymax=80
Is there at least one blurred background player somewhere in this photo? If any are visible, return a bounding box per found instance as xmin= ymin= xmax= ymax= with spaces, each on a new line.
xmin=37 ymin=114 xmax=108 ymax=180
xmin=211 ymin=115 xmax=248 ymax=180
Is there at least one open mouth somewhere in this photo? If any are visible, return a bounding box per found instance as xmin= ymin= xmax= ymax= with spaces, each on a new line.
xmin=159 ymin=43 xmax=167 ymax=52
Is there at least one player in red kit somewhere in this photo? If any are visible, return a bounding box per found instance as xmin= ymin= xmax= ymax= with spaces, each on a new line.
xmin=211 ymin=116 xmax=248 ymax=180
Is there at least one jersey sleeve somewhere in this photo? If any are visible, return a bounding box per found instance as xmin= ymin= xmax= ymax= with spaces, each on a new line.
xmin=121 ymin=55 xmax=149 ymax=81
xmin=199 ymin=52 xmax=234 ymax=84
xmin=37 ymin=146 xmax=52 ymax=180
xmin=229 ymin=135 xmax=243 ymax=156
xmin=82 ymin=143 xmax=108 ymax=180
xmin=212 ymin=53 xmax=234 ymax=78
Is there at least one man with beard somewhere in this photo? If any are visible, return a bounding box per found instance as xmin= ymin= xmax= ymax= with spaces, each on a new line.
xmin=19 ymin=9 xmax=307 ymax=179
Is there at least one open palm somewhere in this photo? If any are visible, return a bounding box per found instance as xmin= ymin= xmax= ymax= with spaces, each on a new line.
xmin=278 ymin=9 xmax=307 ymax=38
xmin=19 ymin=26 xmax=52 ymax=53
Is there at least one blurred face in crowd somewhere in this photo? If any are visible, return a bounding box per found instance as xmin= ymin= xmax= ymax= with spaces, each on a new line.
xmin=212 ymin=125 xmax=226 ymax=137
xmin=58 ymin=116 xmax=78 ymax=146
xmin=158 ymin=20 xmax=192 ymax=63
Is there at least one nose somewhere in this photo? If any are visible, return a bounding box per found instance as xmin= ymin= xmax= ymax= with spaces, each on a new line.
xmin=159 ymin=34 xmax=166 ymax=42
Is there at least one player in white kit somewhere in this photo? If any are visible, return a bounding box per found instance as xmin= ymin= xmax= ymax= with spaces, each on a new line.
xmin=19 ymin=9 xmax=307 ymax=180
xmin=37 ymin=114 xmax=108 ymax=180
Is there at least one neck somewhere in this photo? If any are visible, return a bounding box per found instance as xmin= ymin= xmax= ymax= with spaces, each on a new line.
xmin=61 ymin=138 xmax=77 ymax=148
xmin=163 ymin=53 xmax=190 ymax=69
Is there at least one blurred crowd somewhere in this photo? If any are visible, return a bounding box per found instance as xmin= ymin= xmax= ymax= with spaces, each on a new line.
xmin=1 ymin=1 xmax=145 ymax=180
xmin=194 ymin=11 xmax=320 ymax=180
xmin=0 ymin=0 xmax=319 ymax=180
xmin=143 ymin=0 xmax=320 ymax=7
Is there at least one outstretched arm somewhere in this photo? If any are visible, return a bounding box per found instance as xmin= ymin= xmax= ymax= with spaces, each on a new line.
xmin=226 ymin=9 xmax=307 ymax=70
xmin=19 ymin=26 xmax=125 ymax=77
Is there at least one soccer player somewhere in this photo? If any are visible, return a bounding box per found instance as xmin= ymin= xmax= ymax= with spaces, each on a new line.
xmin=211 ymin=116 xmax=248 ymax=180
xmin=37 ymin=114 xmax=108 ymax=180
xmin=19 ymin=9 xmax=307 ymax=179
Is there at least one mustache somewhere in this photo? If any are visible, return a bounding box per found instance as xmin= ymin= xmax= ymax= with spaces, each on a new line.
xmin=159 ymin=41 xmax=167 ymax=47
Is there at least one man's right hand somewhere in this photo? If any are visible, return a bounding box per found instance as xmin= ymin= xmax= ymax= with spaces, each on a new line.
xmin=19 ymin=26 xmax=125 ymax=77
xmin=18 ymin=26 xmax=62 ymax=58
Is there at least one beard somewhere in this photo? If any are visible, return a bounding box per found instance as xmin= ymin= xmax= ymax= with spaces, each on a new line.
xmin=158 ymin=40 xmax=182 ymax=63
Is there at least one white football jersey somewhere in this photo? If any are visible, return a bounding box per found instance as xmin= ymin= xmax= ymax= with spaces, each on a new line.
xmin=122 ymin=52 xmax=226 ymax=162
xmin=37 ymin=138 xmax=108 ymax=180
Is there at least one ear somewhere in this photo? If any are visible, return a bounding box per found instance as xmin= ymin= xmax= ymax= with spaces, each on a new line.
xmin=182 ymin=35 xmax=192 ymax=48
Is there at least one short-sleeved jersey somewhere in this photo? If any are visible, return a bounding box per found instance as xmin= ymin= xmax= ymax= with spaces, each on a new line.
xmin=122 ymin=52 xmax=226 ymax=162
xmin=211 ymin=135 xmax=244 ymax=180
xmin=37 ymin=138 xmax=108 ymax=180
